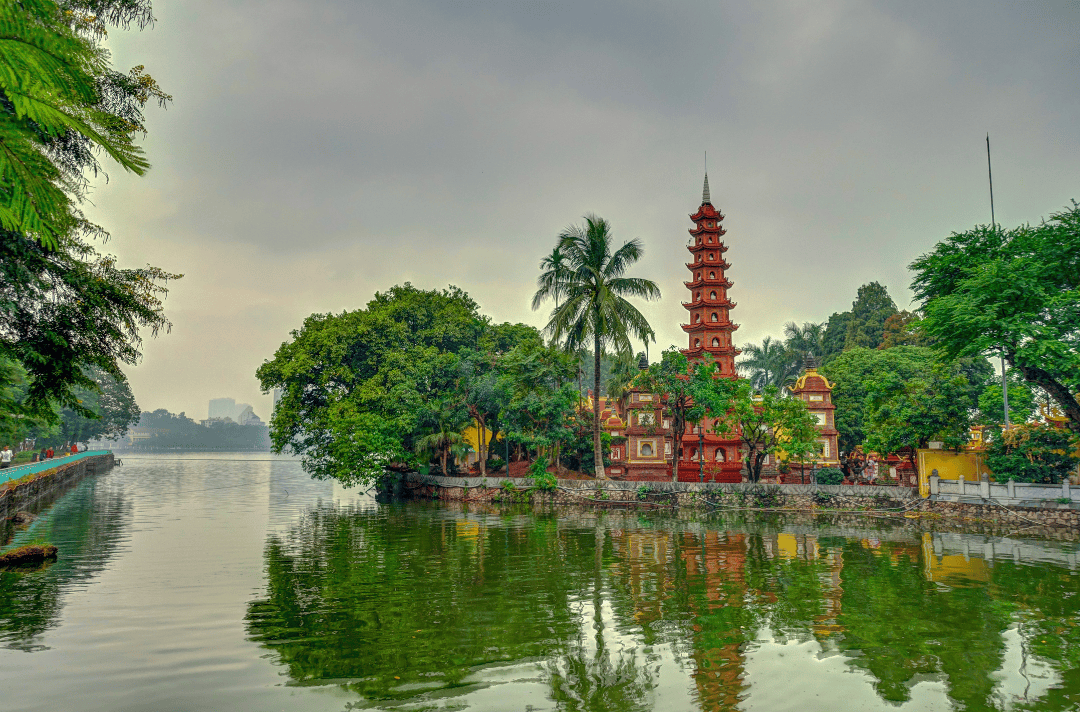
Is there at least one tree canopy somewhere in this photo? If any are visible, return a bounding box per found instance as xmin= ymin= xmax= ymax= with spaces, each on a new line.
xmin=822 ymin=346 xmax=990 ymax=454
xmin=911 ymin=203 xmax=1080 ymax=433
xmin=691 ymin=362 xmax=818 ymax=483
xmin=0 ymin=0 xmax=177 ymax=426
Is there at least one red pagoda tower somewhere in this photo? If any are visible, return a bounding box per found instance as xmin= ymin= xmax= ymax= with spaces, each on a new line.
xmin=680 ymin=174 xmax=744 ymax=482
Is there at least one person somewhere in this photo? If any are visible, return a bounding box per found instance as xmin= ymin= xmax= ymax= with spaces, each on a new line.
xmin=39 ymin=447 xmax=47 ymax=461
xmin=46 ymin=446 xmax=54 ymax=459
xmin=31 ymin=452 xmax=39 ymax=463
xmin=71 ymin=443 xmax=78 ymax=455
xmin=0 ymin=445 xmax=12 ymax=469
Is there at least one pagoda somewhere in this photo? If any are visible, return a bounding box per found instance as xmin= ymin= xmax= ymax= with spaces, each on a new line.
xmin=679 ymin=174 xmax=744 ymax=482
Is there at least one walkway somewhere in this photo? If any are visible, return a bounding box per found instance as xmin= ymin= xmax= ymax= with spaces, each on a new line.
xmin=1 ymin=451 xmax=112 ymax=486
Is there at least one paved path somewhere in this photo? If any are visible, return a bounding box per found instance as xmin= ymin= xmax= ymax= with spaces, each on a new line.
xmin=0 ymin=451 xmax=111 ymax=486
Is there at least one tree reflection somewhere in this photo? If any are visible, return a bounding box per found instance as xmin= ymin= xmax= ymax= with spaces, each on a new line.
xmin=0 ymin=477 xmax=130 ymax=649
xmin=246 ymin=504 xmax=1080 ymax=712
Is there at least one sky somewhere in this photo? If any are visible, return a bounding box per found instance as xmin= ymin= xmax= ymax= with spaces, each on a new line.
xmin=87 ymin=0 xmax=1080 ymax=421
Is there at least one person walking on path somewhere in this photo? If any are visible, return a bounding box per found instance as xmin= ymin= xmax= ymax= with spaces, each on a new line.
xmin=70 ymin=443 xmax=78 ymax=455
xmin=1 ymin=445 xmax=12 ymax=469
xmin=46 ymin=446 xmax=54 ymax=459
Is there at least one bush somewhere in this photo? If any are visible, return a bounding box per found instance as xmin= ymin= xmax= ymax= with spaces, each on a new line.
xmin=812 ymin=490 xmax=835 ymax=507
xmin=529 ymin=457 xmax=558 ymax=492
xmin=816 ymin=467 xmax=845 ymax=485
xmin=486 ymin=456 xmax=506 ymax=472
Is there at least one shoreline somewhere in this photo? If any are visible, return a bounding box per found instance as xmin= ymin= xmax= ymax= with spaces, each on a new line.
xmin=387 ymin=472 xmax=1080 ymax=539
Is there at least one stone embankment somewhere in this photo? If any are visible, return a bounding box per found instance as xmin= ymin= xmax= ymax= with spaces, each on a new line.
xmin=390 ymin=473 xmax=1080 ymax=534
xmin=0 ymin=452 xmax=114 ymax=520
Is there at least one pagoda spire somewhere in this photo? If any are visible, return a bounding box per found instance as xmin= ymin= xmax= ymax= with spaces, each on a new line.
xmin=702 ymin=173 xmax=711 ymax=205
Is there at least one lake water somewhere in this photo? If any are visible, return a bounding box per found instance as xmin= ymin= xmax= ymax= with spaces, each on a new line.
xmin=1 ymin=454 xmax=1078 ymax=711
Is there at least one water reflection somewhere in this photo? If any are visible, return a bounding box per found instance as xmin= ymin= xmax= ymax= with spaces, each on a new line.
xmin=245 ymin=506 xmax=1080 ymax=711
xmin=0 ymin=476 xmax=130 ymax=650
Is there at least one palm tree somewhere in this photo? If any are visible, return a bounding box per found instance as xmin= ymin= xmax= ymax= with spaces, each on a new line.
xmin=531 ymin=245 xmax=570 ymax=315
xmin=533 ymin=215 xmax=660 ymax=479
xmin=605 ymin=351 xmax=641 ymax=402
xmin=415 ymin=401 xmax=470 ymax=475
xmin=783 ymin=321 xmax=827 ymax=364
xmin=737 ymin=336 xmax=799 ymax=391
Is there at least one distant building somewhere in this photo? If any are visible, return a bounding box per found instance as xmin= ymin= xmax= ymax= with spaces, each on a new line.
xmin=236 ymin=405 xmax=263 ymax=426
xmin=209 ymin=398 xmax=236 ymax=420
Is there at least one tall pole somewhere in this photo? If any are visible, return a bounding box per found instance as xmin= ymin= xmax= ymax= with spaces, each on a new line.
xmin=987 ymin=134 xmax=1010 ymax=429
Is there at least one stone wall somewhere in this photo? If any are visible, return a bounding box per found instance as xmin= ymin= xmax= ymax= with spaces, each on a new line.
xmin=0 ymin=453 xmax=114 ymax=519
xmin=391 ymin=473 xmax=1080 ymax=531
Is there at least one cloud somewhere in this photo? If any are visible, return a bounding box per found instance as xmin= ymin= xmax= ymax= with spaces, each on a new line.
xmin=84 ymin=0 xmax=1080 ymax=419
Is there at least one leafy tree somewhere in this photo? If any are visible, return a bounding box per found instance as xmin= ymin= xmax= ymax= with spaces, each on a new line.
xmin=977 ymin=368 xmax=1037 ymax=427
xmin=690 ymin=362 xmax=819 ymax=482
xmin=129 ymin=409 xmax=271 ymax=451
xmin=0 ymin=0 xmax=178 ymax=421
xmin=531 ymin=245 xmax=569 ymax=318
xmin=985 ymin=422 xmax=1078 ymax=484
xmin=43 ymin=367 xmax=139 ymax=446
xmin=863 ymin=359 xmax=974 ymax=468
xmin=532 ymin=215 xmax=660 ymax=479
xmin=822 ymin=346 xmax=984 ymax=454
xmin=737 ymin=335 xmax=798 ymax=391
xmin=878 ymin=310 xmax=926 ymax=348
xmin=497 ymin=340 xmax=578 ymax=470
xmin=821 ymin=311 xmax=852 ymax=362
xmin=257 ymin=284 xmax=485 ymax=485
xmin=604 ymin=350 xmax=640 ymax=401
xmin=639 ymin=348 xmax=694 ymax=482
xmin=911 ymin=204 xmax=1080 ymax=433
xmin=844 ymin=282 xmax=898 ymax=349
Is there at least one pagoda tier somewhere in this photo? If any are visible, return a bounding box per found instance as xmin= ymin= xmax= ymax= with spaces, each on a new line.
xmin=679 ymin=172 xmax=743 ymax=483
xmin=683 ymin=277 xmax=733 ymax=290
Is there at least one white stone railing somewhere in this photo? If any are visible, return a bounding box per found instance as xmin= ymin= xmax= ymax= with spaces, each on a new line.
xmin=930 ymin=475 xmax=1078 ymax=504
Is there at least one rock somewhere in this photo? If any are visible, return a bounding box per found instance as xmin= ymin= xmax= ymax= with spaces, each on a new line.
xmin=8 ymin=511 xmax=35 ymax=526
xmin=0 ymin=544 xmax=57 ymax=567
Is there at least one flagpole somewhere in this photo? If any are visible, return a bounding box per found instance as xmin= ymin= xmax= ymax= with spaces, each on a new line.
xmin=987 ymin=134 xmax=1010 ymax=428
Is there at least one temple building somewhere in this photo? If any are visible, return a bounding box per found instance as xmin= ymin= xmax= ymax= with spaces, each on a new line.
xmin=678 ymin=174 xmax=744 ymax=482
xmin=783 ymin=358 xmax=841 ymax=482
xmin=604 ymin=174 xmax=745 ymax=482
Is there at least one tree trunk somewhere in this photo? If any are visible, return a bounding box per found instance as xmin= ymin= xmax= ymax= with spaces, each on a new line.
xmin=593 ymin=333 xmax=606 ymax=480
xmin=1016 ymin=361 xmax=1080 ymax=434
xmin=440 ymin=445 xmax=448 ymax=476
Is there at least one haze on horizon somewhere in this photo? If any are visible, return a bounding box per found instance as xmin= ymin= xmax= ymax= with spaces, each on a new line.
xmin=86 ymin=0 xmax=1080 ymax=421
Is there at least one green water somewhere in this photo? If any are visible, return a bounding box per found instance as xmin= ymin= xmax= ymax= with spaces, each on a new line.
xmin=1 ymin=455 xmax=1078 ymax=711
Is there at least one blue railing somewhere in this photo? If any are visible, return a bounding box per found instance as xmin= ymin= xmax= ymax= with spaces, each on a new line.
xmin=1 ymin=450 xmax=111 ymax=486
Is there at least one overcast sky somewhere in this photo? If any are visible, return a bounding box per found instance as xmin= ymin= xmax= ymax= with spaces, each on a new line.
xmin=88 ymin=0 xmax=1080 ymax=421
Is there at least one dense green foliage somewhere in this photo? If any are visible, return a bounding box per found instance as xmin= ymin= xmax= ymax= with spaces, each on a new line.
xmin=639 ymin=348 xmax=693 ymax=481
xmin=532 ymin=215 xmax=660 ymax=479
xmin=1 ymin=362 xmax=138 ymax=447
xmin=911 ymin=203 xmax=1080 ymax=433
xmin=985 ymin=422 xmax=1079 ymax=484
xmin=822 ymin=347 xmax=989 ymax=454
xmin=691 ymin=363 xmax=819 ymax=482
xmin=815 ymin=467 xmax=844 ymax=485
xmin=258 ymin=283 xmax=600 ymax=484
xmin=0 ymin=0 xmax=177 ymax=425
